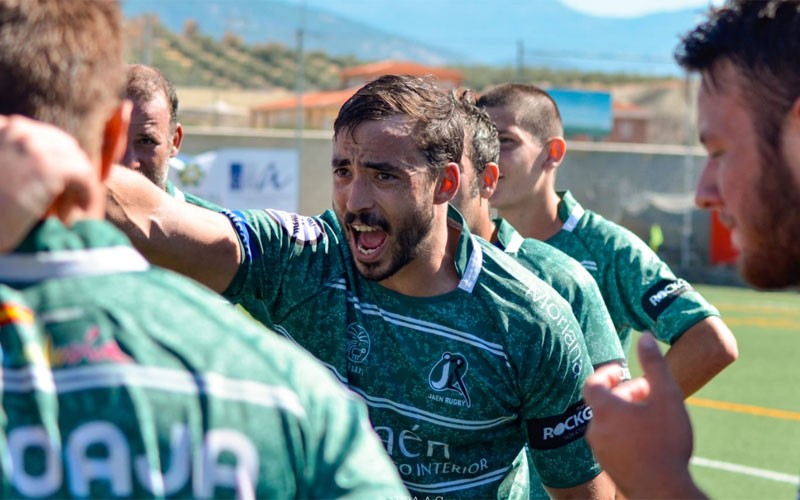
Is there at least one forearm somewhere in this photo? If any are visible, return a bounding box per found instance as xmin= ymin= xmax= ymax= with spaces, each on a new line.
xmin=545 ymin=471 xmax=615 ymax=499
xmin=106 ymin=165 xmax=241 ymax=292
xmin=664 ymin=316 xmax=738 ymax=397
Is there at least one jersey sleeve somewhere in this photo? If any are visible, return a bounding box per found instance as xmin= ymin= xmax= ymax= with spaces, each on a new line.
xmin=516 ymin=282 xmax=602 ymax=489
xmin=560 ymin=262 xmax=627 ymax=369
xmin=520 ymin=244 xmax=626 ymax=370
xmin=220 ymin=209 xmax=344 ymax=326
xmin=606 ymin=223 xmax=720 ymax=345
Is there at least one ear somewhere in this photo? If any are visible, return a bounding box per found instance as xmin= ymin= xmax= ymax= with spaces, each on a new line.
xmin=434 ymin=162 xmax=460 ymax=205
xmin=782 ymin=97 xmax=800 ymax=184
xmin=99 ymin=99 xmax=132 ymax=182
xmin=480 ymin=162 xmax=500 ymax=200
xmin=541 ymin=137 xmax=566 ymax=172
xmin=170 ymin=122 xmax=184 ymax=158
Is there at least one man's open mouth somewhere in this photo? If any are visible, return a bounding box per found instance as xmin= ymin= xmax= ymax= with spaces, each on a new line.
xmin=351 ymin=224 xmax=388 ymax=257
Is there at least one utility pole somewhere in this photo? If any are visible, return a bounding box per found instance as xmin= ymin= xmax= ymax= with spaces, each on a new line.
xmin=295 ymin=0 xmax=306 ymax=180
xmin=681 ymin=71 xmax=695 ymax=269
xmin=295 ymin=27 xmax=304 ymax=132
xmin=142 ymin=13 xmax=153 ymax=65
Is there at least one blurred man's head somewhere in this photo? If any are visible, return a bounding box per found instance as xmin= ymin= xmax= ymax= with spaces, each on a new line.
xmin=331 ymin=75 xmax=462 ymax=282
xmin=122 ymin=64 xmax=183 ymax=190
xmin=0 ymin=0 xmax=127 ymax=167
xmin=477 ymin=84 xmax=565 ymax=212
xmin=676 ymin=0 xmax=800 ymax=288
xmin=451 ymin=89 xmax=500 ymax=237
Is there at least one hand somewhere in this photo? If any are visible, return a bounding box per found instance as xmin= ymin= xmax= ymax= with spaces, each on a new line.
xmin=0 ymin=115 xmax=93 ymax=252
xmin=583 ymin=334 xmax=706 ymax=499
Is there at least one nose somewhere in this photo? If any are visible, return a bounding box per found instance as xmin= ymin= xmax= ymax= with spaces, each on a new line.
xmin=345 ymin=172 xmax=374 ymax=214
xmin=694 ymin=160 xmax=721 ymax=211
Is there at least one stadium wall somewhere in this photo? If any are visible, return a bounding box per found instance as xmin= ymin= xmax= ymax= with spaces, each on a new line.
xmin=180 ymin=127 xmax=741 ymax=285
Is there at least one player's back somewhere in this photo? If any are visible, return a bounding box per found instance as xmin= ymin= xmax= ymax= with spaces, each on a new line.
xmin=0 ymin=220 xmax=405 ymax=499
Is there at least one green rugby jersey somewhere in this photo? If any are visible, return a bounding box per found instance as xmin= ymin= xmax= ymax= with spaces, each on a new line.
xmin=546 ymin=191 xmax=720 ymax=354
xmin=0 ymin=219 xmax=406 ymax=499
xmin=494 ymin=217 xmax=625 ymax=370
xmin=494 ymin=217 xmax=625 ymax=500
xmin=222 ymin=206 xmax=601 ymax=498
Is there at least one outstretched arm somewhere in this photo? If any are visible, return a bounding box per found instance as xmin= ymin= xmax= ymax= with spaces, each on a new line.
xmin=583 ymin=334 xmax=707 ymax=499
xmin=106 ymin=165 xmax=241 ymax=292
xmin=0 ymin=115 xmax=94 ymax=252
xmin=666 ymin=316 xmax=738 ymax=397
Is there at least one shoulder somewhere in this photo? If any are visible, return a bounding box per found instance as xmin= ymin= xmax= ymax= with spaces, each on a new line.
xmin=519 ymin=238 xmax=598 ymax=288
xmin=247 ymin=209 xmax=340 ymax=242
xmin=476 ymin=240 xmax=573 ymax=325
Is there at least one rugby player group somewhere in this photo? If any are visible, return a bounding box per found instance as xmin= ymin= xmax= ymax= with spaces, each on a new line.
xmin=1 ymin=0 xmax=797 ymax=498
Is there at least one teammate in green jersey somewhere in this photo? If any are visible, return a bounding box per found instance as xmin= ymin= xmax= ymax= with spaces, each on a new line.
xmin=122 ymin=64 xmax=183 ymax=193
xmin=121 ymin=64 xmax=221 ymax=211
xmin=451 ymin=89 xmax=627 ymax=499
xmin=452 ymin=89 xmax=626 ymax=373
xmin=0 ymin=1 xmax=407 ymax=497
xmin=477 ymin=83 xmax=738 ymax=397
xmin=104 ymin=75 xmax=616 ymax=497
xmin=585 ymin=1 xmax=800 ymax=497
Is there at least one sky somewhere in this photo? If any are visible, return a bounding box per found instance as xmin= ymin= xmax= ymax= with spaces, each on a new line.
xmin=561 ymin=0 xmax=723 ymax=18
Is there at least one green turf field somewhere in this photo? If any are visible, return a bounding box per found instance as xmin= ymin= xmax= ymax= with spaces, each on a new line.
xmin=627 ymin=284 xmax=800 ymax=499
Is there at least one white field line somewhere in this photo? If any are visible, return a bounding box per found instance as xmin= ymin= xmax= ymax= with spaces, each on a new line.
xmin=691 ymin=456 xmax=800 ymax=485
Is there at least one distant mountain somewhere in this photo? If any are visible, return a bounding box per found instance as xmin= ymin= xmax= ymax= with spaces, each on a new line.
xmin=122 ymin=0 xmax=464 ymax=66
xmin=121 ymin=0 xmax=713 ymax=75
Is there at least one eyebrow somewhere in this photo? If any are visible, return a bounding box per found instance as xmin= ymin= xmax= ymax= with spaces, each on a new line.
xmin=362 ymin=160 xmax=400 ymax=173
xmin=331 ymin=157 xmax=350 ymax=168
xmin=331 ymin=157 xmax=403 ymax=173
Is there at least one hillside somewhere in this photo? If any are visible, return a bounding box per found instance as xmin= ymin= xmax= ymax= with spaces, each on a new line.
xmin=125 ymin=14 xmax=670 ymax=92
xmin=125 ymin=15 xmax=357 ymax=91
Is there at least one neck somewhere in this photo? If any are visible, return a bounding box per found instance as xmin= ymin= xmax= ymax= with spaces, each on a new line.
xmin=378 ymin=207 xmax=460 ymax=297
xmin=472 ymin=209 xmax=498 ymax=242
xmin=497 ymin=188 xmax=563 ymax=241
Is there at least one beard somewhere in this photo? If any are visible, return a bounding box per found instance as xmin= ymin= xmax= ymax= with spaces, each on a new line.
xmin=141 ymin=159 xmax=170 ymax=190
xmin=344 ymin=204 xmax=435 ymax=282
xmin=737 ymin=144 xmax=800 ymax=289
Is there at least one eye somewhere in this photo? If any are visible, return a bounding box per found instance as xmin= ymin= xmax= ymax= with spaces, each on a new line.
xmin=333 ymin=167 xmax=350 ymax=178
xmin=375 ymin=171 xmax=395 ymax=181
xmin=136 ymin=137 xmax=158 ymax=146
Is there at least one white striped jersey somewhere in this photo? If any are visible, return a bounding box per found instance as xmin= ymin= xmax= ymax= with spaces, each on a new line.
xmin=223 ymin=206 xmax=602 ymax=498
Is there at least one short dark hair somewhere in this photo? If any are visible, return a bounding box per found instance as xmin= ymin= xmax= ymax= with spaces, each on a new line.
xmin=477 ymin=83 xmax=563 ymax=144
xmin=675 ymin=0 xmax=800 ymax=164
xmin=0 ymin=0 xmax=124 ymax=157
xmin=334 ymin=74 xmax=463 ymax=180
xmin=455 ymin=90 xmax=499 ymax=197
xmin=126 ymin=64 xmax=180 ymax=134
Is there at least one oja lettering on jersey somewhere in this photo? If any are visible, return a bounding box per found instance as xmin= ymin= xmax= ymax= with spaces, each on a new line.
xmin=525 ymin=286 xmax=584 ymax=378
xmin=373 ymin=425 xmax=489 ymax=477
xmin=5 ymin=421 xmax=258 ymax=498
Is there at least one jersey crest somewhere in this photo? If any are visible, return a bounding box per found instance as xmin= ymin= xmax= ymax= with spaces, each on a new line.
xmin=346 ymin=323 xmax=371 ymax=363
xmin=428 ymin=352 xmax=471 ymax=407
